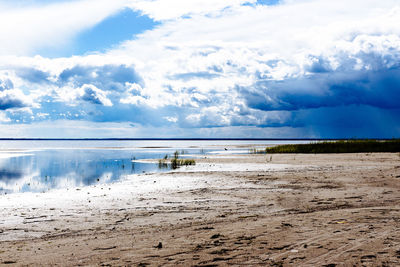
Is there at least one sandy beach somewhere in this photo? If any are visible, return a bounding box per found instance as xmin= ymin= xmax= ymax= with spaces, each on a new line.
xmin=0 ymin=152 xmax=399 ymax=266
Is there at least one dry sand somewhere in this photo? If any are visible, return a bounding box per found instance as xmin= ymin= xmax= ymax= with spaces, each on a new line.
xmin=0 ymin=152 xmax=399 ymax=266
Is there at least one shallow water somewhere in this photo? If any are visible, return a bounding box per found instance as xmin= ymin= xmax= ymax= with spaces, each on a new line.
xmin=0 ymin=140 xmax=309 ymax=194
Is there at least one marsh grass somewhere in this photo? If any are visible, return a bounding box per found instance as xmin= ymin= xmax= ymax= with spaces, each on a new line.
xmin=159 ymin=151 xmax=196 ymax=169
xmin=158 ymin=159 xmax=169 ymax=169
xmin=263 ymin=139 xmax=400 ymax=154
xmin=171 ymin=151 xmax=196 ymax=169
xmin=171 ymin=158 xmax=196 ymax=169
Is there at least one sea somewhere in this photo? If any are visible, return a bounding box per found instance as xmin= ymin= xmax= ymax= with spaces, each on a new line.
xmin=0 ymin=139 xmax=311 ymax=194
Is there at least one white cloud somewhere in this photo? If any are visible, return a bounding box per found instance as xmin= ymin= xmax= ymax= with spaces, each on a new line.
xmin=109 ymin=0 xmax=400 ymax=118
xmin=0 ymin=0 xmax=130 ymax=56
xmin=0 ymin=0 xmax=400 ymax=137
xmin=79 ymin=84 xmax=113 ymax=107
xmin=0 ymin=0 xmax=257 ymax=56
xmin=129 ymin=0 xmax=253 ymax=21
xmin=0 ymin=87 xmax=34 ymax=110
xmin=164 ymin=116 xmax=178 ymax=123
xmin=0 ymin=111 xmax=11 ymax=122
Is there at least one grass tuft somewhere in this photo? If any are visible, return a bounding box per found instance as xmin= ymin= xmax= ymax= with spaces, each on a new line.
xmin=159 ymin=151 xmax=196 ymax=169
xmin=171 ymin=151 xmax=196 ymax=169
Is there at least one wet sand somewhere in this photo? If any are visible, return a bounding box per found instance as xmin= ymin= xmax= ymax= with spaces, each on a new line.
xmin=0 ymin=153 xmax=399 ymax=266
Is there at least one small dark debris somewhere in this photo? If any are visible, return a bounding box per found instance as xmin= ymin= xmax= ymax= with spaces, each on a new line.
xmin=196 ymin=226 xmax=214 ymax=231
xmin=155 ymin=242 xmax=162 ymax=249
xmin=322 ymin=264 xmax=336 ymax=267
xmin=192 ymin=265 xmax=218 ymax=267
xmin=212 ymin=257 xmax=233 ymax=262
xmin=361 ymin=255 xmax=377 ymax=262
xmin=361 ymin=255 xmax=376 ymax=259
xmin=269 ymin=244 xmax=291 ymax=251
xmin=210 ymin=234 xmax=221 ymax=239
xmin=93 ymin=246 xmax=117 ymax=251
xmin=2 ymin=261 xmax=17 ymax=265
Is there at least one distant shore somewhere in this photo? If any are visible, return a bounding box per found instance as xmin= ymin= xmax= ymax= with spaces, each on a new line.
xmin=1 ymin=152 xmax=399 ymax=266
xmin=0 ymin=138 xmax=396 ymax=141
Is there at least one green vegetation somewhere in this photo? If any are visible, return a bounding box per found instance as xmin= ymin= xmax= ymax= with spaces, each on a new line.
xmin=269 ymin=139 xmax=400 ymax=153
xmin=158 ymin=158 xmax=169 ymax=169
xmin=171 ymin=150 xmax=196 ymax=169
xmin=262 ymin=140 xmax=400 ymax=154
xmin=171 ymin=158 xmax=196 ymax=169
xmin=159 ymin=150 xmax=196 ymax=169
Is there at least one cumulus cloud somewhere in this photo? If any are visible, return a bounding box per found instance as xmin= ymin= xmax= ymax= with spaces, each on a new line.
xmin=79 ymin=84 xmax=113 ymax=106
xmin=1 ymin=0 xmax=400 ymax=137
xmin=122 ymin=0 xmax=400 ymax=136
xmin=0 ymin=88 xmax=32 ymax=110
xmin=58 ymin=64 xmax=142 ymax=91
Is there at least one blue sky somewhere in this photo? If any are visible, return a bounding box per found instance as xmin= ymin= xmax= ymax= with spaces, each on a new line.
xmin=0 ymin=0 xmax=399 ymax=138
xmin=41 ymin=8 xmax=159 ymax=57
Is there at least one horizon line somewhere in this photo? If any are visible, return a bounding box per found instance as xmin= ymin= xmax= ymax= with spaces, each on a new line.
xmin=0 ymin=138 xmax=396 ymax=141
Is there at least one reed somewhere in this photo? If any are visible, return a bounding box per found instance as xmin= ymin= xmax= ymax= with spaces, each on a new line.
xmin=158 ymin=151 xmax=196 ymax=169
xmin=264 ymin=139 xmax=400 ymax=154
xmin=171 ymin=150 xmax=196 ymax=169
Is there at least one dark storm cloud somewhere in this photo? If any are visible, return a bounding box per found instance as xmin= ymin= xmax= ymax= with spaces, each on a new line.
xmin=242 ymin=67 xmax=400 ymax=112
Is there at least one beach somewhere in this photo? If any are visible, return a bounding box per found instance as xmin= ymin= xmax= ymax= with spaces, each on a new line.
xmin=0 ymin=152 xmax=399 ymax=266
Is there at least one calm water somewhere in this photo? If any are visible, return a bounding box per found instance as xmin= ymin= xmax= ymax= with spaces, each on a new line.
xmin=0 ymin=140 xmax=309 ymax=194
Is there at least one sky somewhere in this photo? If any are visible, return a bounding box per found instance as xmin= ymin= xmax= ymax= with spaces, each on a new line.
xmin=0 ymin=0 xmax=399 ymax=138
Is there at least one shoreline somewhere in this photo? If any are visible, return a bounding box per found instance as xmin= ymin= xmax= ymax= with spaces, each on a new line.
xmin=0 ymin=153 xmax=399 ymax=266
